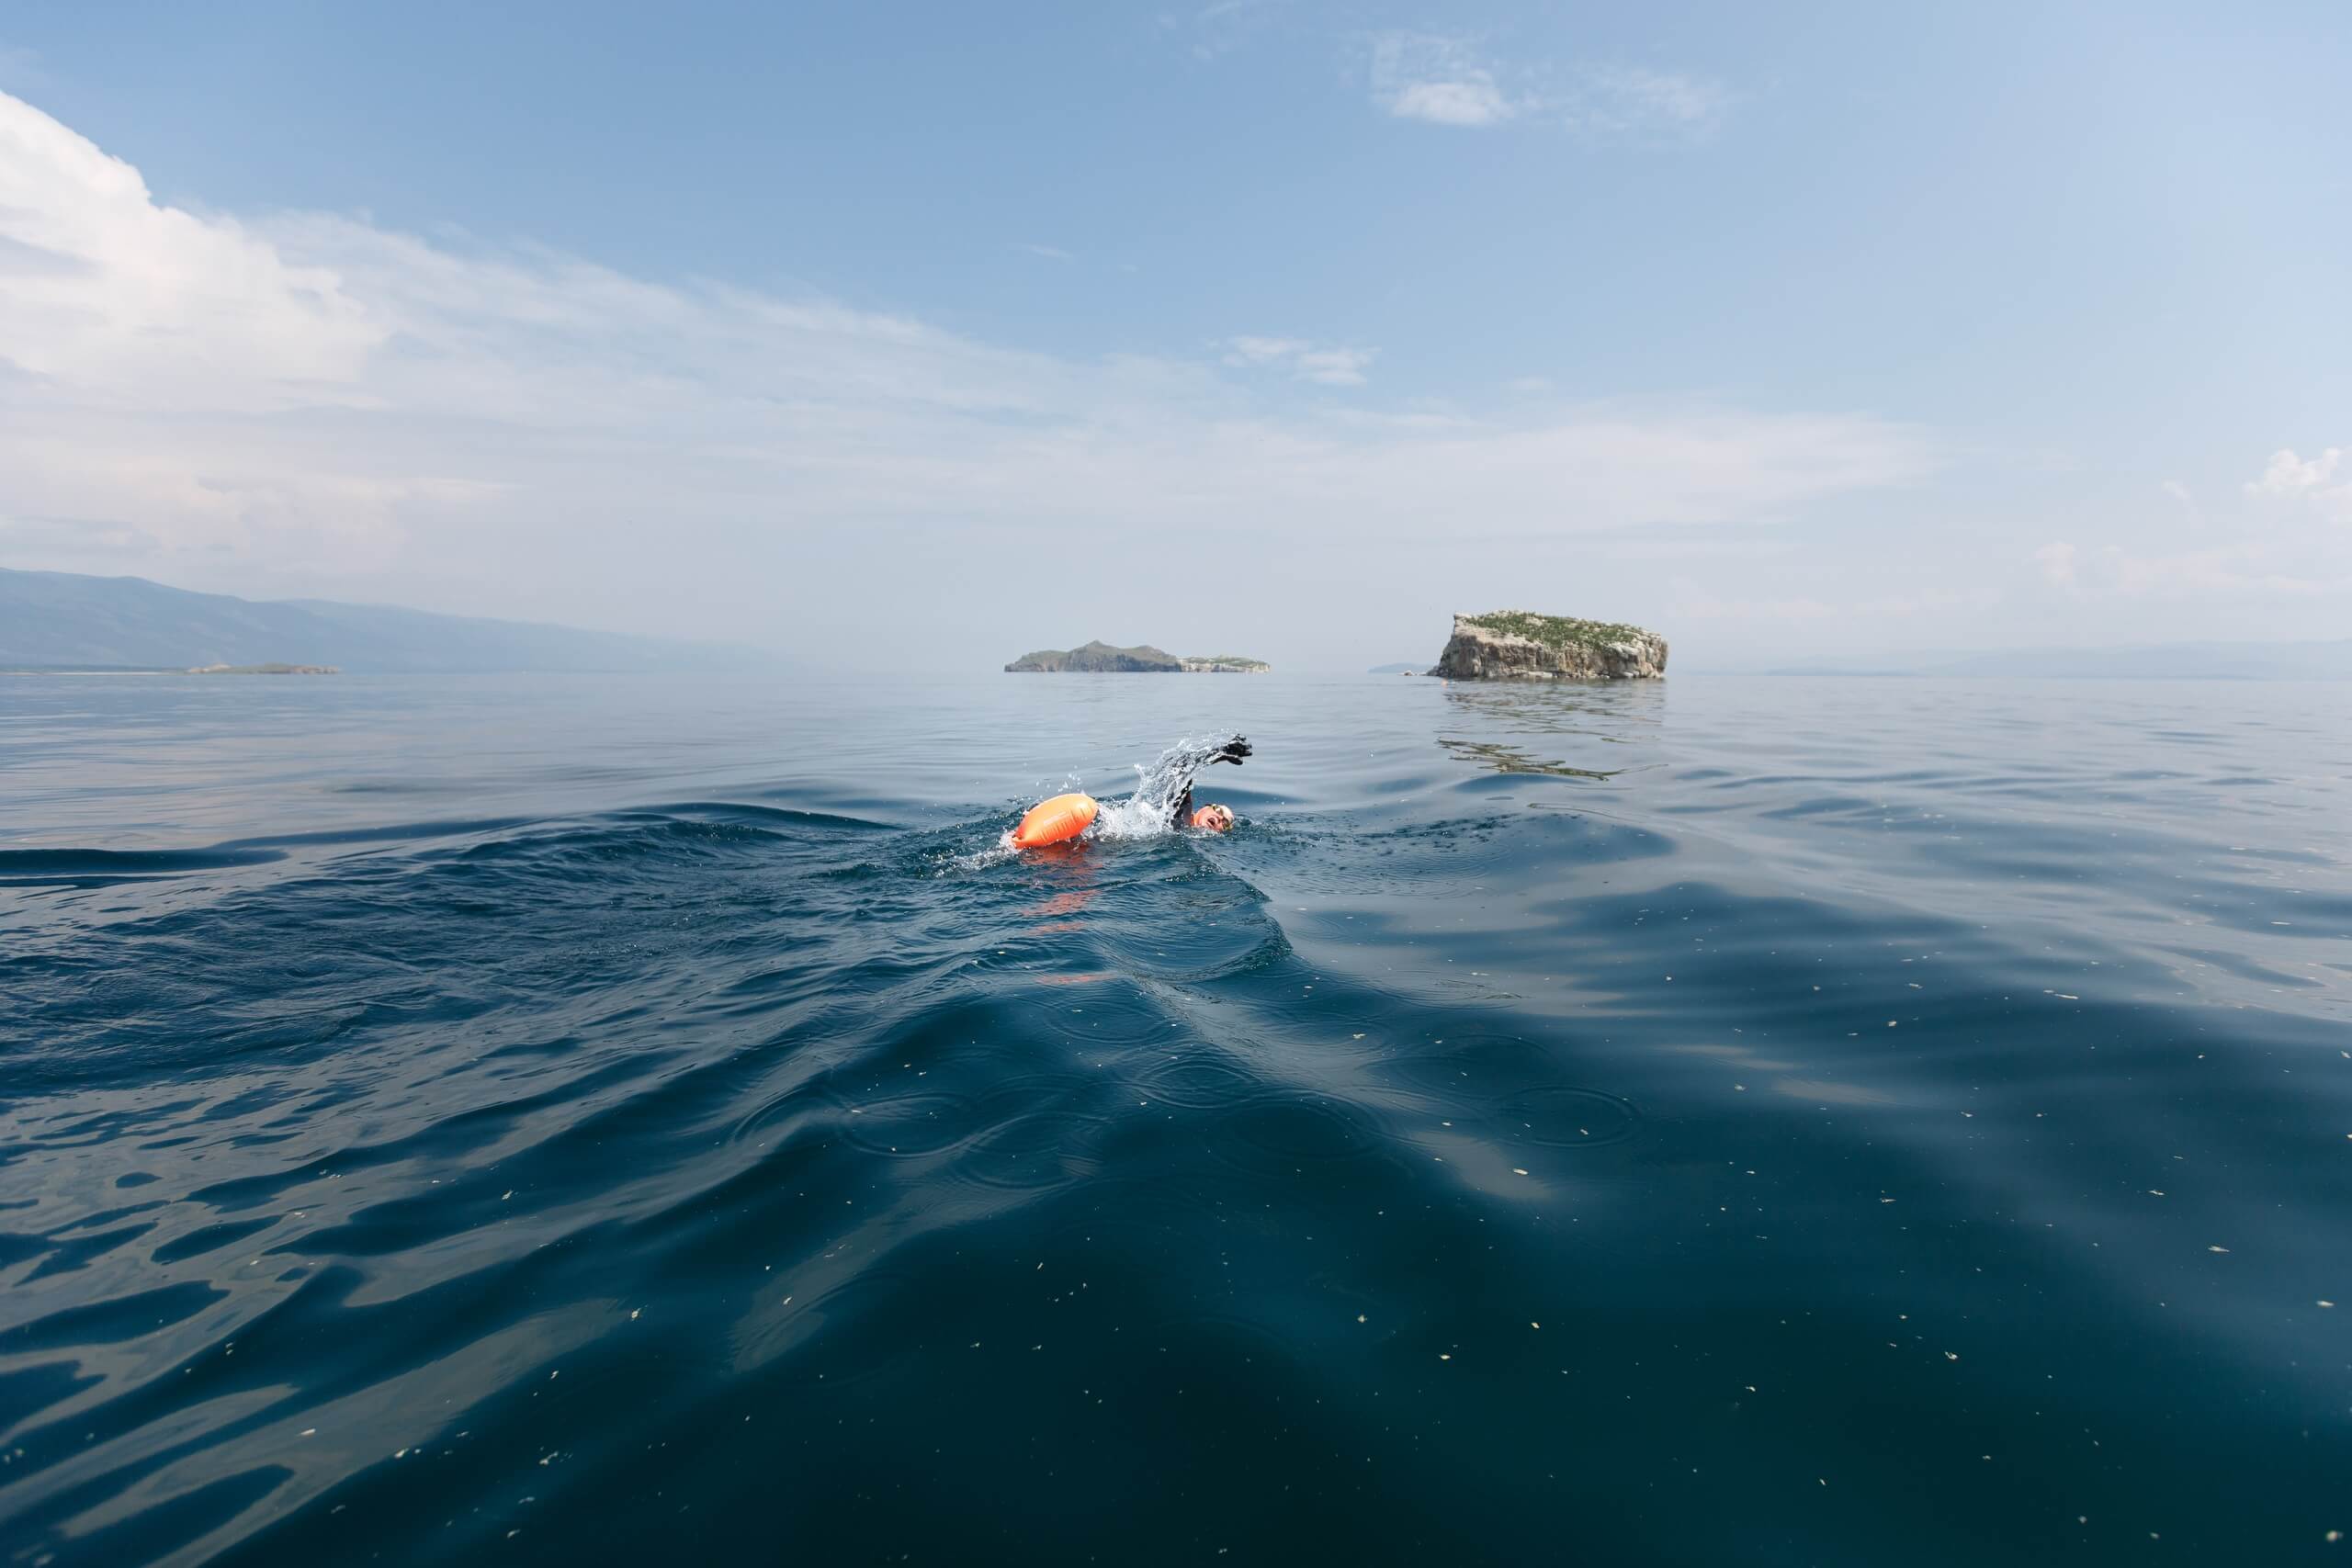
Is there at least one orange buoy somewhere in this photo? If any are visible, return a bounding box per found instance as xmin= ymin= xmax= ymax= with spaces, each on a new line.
xmin=1012 ymin=792 xmax=1098 ymax=848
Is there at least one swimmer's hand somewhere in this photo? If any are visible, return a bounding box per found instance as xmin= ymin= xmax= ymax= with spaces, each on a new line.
xmin=1211 ymin=738 xmax=1251 ymax=766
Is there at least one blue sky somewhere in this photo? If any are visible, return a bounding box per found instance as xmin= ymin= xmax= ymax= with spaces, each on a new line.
xmin=1 ymin=2 xmax=2346 ymax=669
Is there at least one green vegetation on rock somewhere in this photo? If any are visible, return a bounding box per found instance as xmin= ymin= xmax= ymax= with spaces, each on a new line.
xmin=1005 ymin=640 xmax=1182 ymax=671
xmin=1458 ymin=611 xmax=1652 ymax=652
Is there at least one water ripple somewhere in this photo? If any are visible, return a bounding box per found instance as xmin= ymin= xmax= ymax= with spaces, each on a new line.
xmin=2 ymin=673 xmax=2348 ymax=1564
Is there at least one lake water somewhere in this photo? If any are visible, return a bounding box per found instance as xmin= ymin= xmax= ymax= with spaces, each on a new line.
xmin=2 ymin=672 xmax=2348 ymax=1564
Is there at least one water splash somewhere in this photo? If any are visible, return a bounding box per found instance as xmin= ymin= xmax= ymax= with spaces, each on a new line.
xmin=1092 ymin=734 xmax=1247 ymax=840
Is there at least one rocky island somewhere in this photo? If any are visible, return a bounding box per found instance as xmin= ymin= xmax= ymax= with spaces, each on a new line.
xmin=1006 ymin=641 xmax=1270 ymax=673
xmin=1430 ymin=611 xmax=1667 ymax=681
xmin=187 ymin=662 xmax=340 ymax=675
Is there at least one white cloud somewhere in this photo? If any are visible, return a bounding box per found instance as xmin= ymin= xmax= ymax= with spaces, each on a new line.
xmin=2245 ymin=446 xmax=2351 ymax=521
xmin=2246 ymin=446 xmax=2340 ymax=498
xmin=1220 ymin=335 xmax=1375 ymax=385
xmin=1364 ymin=34 xmax=1728 ymax=140
xmin=1015 ymin=242 xmax=1074 ymax=262
xmin=0 ymin=94 xmax=385 ymax=412
xmin=1220 ymin=334 xmax=1308 ymax=365
xmin=0 ymin=90 xmax=1931 ymax=646
xmin=1368 ymin=34 xmax=1521 ymax=127
xmin=1292 ymin=348 xmax=1375 ymax=386
xmin=2027 ymin=452 xmax=2352 ymax=606
xmin=1388 ymin=77 xmax=1516 ymax=129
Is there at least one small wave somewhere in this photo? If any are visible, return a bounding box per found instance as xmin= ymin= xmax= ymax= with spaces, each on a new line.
xmin=0 ymin=845 xmax=286 ymax=886
xmin=636 ymin=800 xmax=901 ymax=833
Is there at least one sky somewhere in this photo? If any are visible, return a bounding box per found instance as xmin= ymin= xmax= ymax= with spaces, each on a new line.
xmin=1 ymin=0 xmax=2346 ymax=671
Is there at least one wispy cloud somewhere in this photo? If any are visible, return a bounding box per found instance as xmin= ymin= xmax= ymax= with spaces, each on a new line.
xmin=1566 ymin=64 xmax=1730 ymax=138
xmin=1014 ymin=242 xmax=1074 ymax=262
xmin=1159 ymin=0 xmax=1285 ymax=62
xmin=0 ymin=90 xmax=1928 ymax=648
xmin=1368 ymin=33 xmax=1523 ymax=127
xmin=2159 ymin=477 xmax=2206 ymax=528
xmin=2033 ymin=541 xmax=2352 ymax=600
xmin=2025 ymin=446 xmax=2352 ymax=604
xmin=1364 ymin=32 xmax=1728 ymax=140
xmin=1221 ymin=335 xmax=1375 ymax=385
xmin=2033 ymin=541 xmax=2079 ymax=589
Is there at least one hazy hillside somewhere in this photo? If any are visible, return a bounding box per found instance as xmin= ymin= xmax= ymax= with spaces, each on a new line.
xmin=0 ymin=570 xmax=769 ymax=674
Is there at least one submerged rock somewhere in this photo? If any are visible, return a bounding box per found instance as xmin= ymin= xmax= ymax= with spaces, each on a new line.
xmin=1430 ymin=611 xmax=1667 ymax=681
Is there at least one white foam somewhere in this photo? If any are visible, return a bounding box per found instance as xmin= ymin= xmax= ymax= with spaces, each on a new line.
xmin=939 ymin=833 xmax=1022 ymax=875
xmin=1091 ymin=734 xmax=1236 ymax=841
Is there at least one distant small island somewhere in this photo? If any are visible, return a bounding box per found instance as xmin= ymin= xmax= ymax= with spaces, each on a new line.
xmin=188 ymin=662 xmax=340 ymax=675
xmin=1430 ymin=611 xmax=1668 ymax=680
xmin=1006 ymin=640 xmax=1270 ymax=673
xmin=4 ymin=660 xmax=343 ymax=676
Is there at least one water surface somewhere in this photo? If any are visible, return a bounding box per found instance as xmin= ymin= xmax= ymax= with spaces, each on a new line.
xmin=3 ymin=673 xmax=2348 ymax=1563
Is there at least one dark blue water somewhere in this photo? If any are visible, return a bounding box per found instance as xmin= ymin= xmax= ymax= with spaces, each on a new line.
xmin=3 ymin=673 xmax=2348 ymax=1565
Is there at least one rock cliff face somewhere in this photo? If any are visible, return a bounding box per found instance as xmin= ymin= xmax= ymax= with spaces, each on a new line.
xmin=1430 ymin=611 xmax=1668 ymax=681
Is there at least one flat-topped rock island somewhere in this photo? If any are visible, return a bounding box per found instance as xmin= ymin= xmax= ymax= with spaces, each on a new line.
xmin=1430 ymin=610 xmax=1668 ymax=680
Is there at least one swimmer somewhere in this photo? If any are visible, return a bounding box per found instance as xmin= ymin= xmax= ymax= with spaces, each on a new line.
xmin=1012 ymin=736 xmax=1249 ymax=847
xmin=1168 ymin=738 xmax=1248 ymax=832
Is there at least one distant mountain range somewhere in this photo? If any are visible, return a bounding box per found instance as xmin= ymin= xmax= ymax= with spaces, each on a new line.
xmin=0 ymin=569 xmax=767 ymax=674
xmin=1758 ymin=640 xmax=2352 ymax=681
